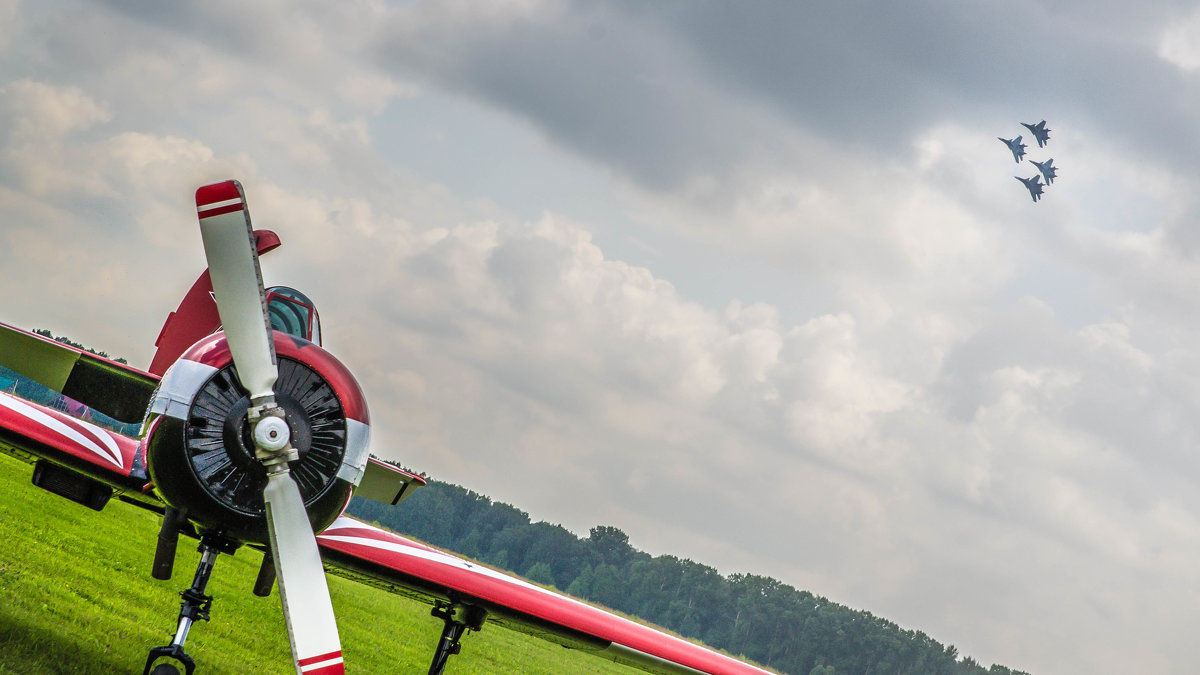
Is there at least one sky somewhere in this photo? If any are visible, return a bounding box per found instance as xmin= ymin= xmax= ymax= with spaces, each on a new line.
xmin=6 ymin=1 xmax=1200 ymax=672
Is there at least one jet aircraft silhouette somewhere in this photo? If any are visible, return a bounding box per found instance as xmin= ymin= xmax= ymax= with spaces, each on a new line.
xmin=999 ymin=136 xmax=1027 ymax=163
xmin=1021 ymin=120 xmax=1051 ymax=148
xmin=1030 ymin=158 xmax=1057 ymax=185
xmin=1016 ymin=175 xmax=1044 ymax=202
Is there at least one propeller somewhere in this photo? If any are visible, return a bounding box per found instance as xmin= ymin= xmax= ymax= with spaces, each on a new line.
xmin=195 ymin=180 xmax=344 ymax=675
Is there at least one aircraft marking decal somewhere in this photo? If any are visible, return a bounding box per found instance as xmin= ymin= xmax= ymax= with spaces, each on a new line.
xmin=196 ymin=198 xmax=244 ymax=219
xmin=319 ymin=520 xmax=588 ymax=604
xmin=297 ymin=649 xmax=344 ymax=674
xmin=197 ymin=198 xmax=243 ymax=217
xmin=0 ymin=392 xmax=124 ymax=469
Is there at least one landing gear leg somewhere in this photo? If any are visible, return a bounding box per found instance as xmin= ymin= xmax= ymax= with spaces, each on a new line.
xmin=427 ymin=601 xmax=487 ymax=675
xmin=144 ymin=535 xmax=234 ymax=675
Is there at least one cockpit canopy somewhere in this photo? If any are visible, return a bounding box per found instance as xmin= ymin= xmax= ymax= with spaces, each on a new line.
xmin=265 ymin=286 xmax=321 ymax=346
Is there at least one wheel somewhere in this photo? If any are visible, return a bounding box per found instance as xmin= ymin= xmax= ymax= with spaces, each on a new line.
xmin=150 ymin=663 xmax=182 ymax=675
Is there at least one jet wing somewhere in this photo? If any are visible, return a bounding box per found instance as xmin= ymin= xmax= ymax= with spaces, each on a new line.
xmin=0 ymin=322 xmax=155 ymax=494
xmin=317 ymin=517 xmax=773 ymax=675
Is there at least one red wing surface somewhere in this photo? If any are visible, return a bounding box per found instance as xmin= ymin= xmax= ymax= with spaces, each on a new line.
xmin=0 ymin=389 xmax=141 ymax=475
xmin=317 ymin=517 xmax=773 ymax=675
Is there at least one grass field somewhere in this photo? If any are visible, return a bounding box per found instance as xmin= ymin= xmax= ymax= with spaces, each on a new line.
xmin=0 ymin=454 xmax=636 ymax=674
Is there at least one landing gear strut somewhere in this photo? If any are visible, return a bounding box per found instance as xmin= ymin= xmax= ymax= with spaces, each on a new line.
xmin=144 ymin=535 xmax=237 ymax=675
xmin=428 ymin=601 xmax=487 ymax=675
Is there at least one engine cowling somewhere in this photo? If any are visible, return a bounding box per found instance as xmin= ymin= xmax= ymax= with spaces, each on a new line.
xmin=145 ymin=331 xmax=369 ymax=544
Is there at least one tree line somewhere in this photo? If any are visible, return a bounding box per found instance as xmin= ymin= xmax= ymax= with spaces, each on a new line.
xmin=346 ymin=474 xmax=1031 ymax=675
xmin=32 ymin=329 xmax=128 ymax=363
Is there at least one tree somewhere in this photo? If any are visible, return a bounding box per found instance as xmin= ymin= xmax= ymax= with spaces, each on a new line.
xmin=589 ymin=563 xmax=628 ymax=612
xmin=486 ymin=523 xmax=536 ymax=573
xmin=522 ymin=522 xmax=587 ymax=589
xmin=524 ymin=561 xmax=555 ymax=587
xmin=566 ymin=564 xmax=594 ymax=598
xmin=626 ymin=556 xmax=682 ymax=626
xmin=587 ymin=525 xmax=635 ymax=569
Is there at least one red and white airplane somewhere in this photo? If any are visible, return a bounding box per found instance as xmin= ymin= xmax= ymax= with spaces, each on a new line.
xmin=0 ymin=180 xmax=772 ymax=675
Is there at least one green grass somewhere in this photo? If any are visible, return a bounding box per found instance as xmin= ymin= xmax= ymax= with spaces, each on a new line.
xmin=0 ymin=455 xmax=635 ymax=674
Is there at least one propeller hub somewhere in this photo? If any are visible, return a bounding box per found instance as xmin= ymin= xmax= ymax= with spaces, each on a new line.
xmin=248 ymin=405 xmax=299 ymax=469
xmin=254 ymin=415 xmax=291 ymax=452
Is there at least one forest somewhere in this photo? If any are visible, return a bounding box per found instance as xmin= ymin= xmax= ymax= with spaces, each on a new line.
xmin=347 ymin=473 xmax=1032 ymax=675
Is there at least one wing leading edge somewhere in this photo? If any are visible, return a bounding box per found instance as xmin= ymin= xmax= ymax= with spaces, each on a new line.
xmin=317 ymin=517 xmax=774 ymax=675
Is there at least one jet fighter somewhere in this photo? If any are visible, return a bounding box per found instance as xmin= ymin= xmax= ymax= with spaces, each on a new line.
xmin=1016 ymin=175 xmax=1044 ymax=202
xmin=999 ymin=136 xmax=1027 ymax=163
xmin=1030 ymin=158 xmax=1058 ymax=185
xmin=1021 ymin=120 xmax=1051 ymax=148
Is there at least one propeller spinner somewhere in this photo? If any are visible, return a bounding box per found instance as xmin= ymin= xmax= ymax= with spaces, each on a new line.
xmin=195 ymin=180 xmax=344 ymax=675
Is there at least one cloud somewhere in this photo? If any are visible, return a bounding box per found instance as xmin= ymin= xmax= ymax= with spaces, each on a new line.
xmin=89 ymin=0 xmax=404 ymax=114
xmin=9 ymin=2 xmax=1200 ymax=673
xmin=0 ymin=79 xmax=113 ymax=196
xmin=1 ymin=79 xmax=109 ymax=141
xmin=373 ymin=0 xmax=814 ymax=190
xmin=1157 ymin=5 xmax=1200 ymax=70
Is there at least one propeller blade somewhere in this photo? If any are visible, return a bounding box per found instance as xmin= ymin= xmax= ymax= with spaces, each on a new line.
xmin=195 ymin=180 xmax=277 ymax=402
xmin=265 ymin=471 xmax=344 ymax=675
xmin=197 ymin=180 xmax=343 ymax=673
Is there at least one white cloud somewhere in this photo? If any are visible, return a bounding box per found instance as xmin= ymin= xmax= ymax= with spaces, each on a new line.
xmin=9 ymin=2 xmax=1200 ymax=673
xmin=0 ymin=79 xmax=114 ymax=196
xmin=1 ymin=79 xmax=109 ymax=141
xmin=1158 ymin=6 xmax=1200 ymax=70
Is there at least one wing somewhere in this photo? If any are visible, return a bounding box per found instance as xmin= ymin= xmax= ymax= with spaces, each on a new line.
xmin=0 ymin=322 xmax=155 ymax=495
xmin=355 ymin=456 xmax=426 ymax=505
xmin=317 ymin=517 xmax=773 ymax=675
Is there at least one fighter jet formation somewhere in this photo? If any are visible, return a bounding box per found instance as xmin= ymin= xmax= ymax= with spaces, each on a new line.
xmin=1001 ymin=119 xmax=1057 ymax=203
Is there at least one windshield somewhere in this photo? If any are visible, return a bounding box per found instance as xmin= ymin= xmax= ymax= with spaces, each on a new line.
xmin=265 ymin=287 xmax=321 ymax=346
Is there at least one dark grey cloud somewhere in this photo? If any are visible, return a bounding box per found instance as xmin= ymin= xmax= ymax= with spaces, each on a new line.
xmin=635 ymin=0 xmax=1200 ymax=170
xmin=90 ymin=0 xmax=312 ymax=65
xmin=371 ymin=0 xmax=1200 ymax=194
xmin=372 ymin=2 xmax=802 ymax=190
